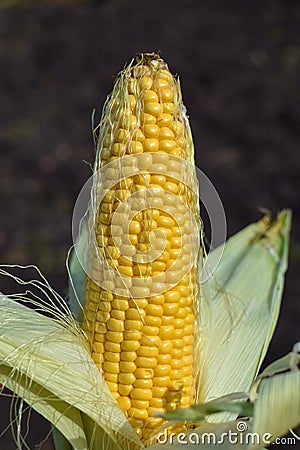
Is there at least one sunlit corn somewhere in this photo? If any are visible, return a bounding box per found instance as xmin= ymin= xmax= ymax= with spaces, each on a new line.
xmin=0 ymin=50 xmax=295 ymax=450
xmin=83 ymin=53 xmax=201 ymax=442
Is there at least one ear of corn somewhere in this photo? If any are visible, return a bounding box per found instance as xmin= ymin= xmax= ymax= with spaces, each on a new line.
xmin=82 ymin=53 xmax=202 ymax=442
xmin=0 ymin=52 xmax=295 ymax=450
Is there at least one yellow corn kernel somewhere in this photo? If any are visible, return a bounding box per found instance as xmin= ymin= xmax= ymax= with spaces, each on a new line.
xmin=140 ymin=112 xmax=156 ymax=125
xmin=152 ymin=77 xmax=170 ymax=91
xmin=134 ymin=378 xmax=153 ymax=389
xmin=142 ymin=90 xmax=159 ymax=103
xmin=144 ymin=138 xmax=159 ymax=152
xmin=119 ymin=383 xmax=133 ymax=396
xmin=143 ymin=102 xmax=163 ymax=117
xmin=118 ymin=396 xmax=131 ymax=411
xmin=128 ymin=407 xmax=148 ymax=420
xmin=131 ymin=388 xmax=152 ymax=401
xmin=137 ymin=346 xmax=159 ymax=358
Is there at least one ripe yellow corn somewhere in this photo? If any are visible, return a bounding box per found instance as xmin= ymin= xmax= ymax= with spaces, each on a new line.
xmin=83 ymin=53 xmax=201 ymax=442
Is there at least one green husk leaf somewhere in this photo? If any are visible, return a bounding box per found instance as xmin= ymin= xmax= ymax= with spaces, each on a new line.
xmin=81 ymin=413 xmax=122 ymax=450
xmin=251 ymin=341 xmax=300 ymax=396
xmin=67 ymin=217 xmax=88 ymax=323
xmin=252 ymin=346 xmax=300 ymax=442
xmin=53 ymin=428 xmax=73 ymax=450
xmin=1 ymin=364 xmax=88 ymax=450
xmin=198 ymin=211 xmax=291 ymax=421
xmin=0 ymin=294 xmax=141 ymax=449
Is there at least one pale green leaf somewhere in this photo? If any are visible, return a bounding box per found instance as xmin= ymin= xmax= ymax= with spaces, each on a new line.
xmin=198 ymin=211 xmax=291 ymax=422
xmin=81 ymin=413 xmax=122 ymax=450
xmin=0 ymin=295 xmax=141 ymax=449
xmin=251 ymin=341 xmax=300 ymax=397
xmin=52 ymin=414 xmax=123 ymax=450
xmin=53 ymin=428 xmax=73 ymax=450
xmin=1 ymin=364 xmax=88 ymax=450
xmin=252 ymin=348 xmax=300 ymax=442
xmin=67 ymin=217 xmax=89 ymax=323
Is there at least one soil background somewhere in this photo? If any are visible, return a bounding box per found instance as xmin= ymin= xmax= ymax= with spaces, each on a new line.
xmin=0 ymin=0 xmax=299 ymax=449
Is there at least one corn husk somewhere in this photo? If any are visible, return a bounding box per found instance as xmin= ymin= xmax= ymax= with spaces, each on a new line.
xmin=67 ymin=217 xmax=88 ymax=324
xmin=197 ymin=210 xmax=291 ymax=419
xmin=251 ymin=342 xmax=300 ymax=443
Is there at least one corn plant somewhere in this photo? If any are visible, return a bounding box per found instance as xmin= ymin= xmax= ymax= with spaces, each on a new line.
xmin=0 ymin=53 xmax=299 ymax=450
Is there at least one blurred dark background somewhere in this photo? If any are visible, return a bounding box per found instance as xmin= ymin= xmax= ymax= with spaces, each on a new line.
xmin=0 ymin=0 xmax=299 ymax=448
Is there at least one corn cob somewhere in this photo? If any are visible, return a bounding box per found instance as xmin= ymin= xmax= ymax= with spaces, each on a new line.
xmin=83 ymin=53 xmax=201 ymax=443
